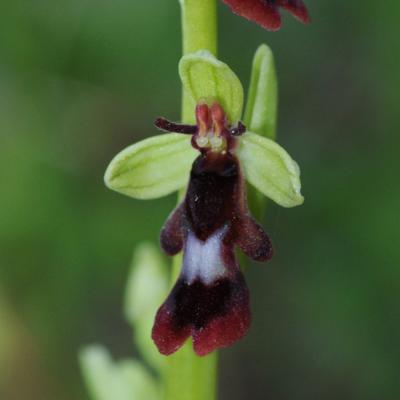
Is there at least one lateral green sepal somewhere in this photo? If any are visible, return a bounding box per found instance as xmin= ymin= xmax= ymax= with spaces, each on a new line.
xmin=104 ymin=133 xmax=197 ymax=200
xmin=238 ymin=132 xmax=304 ymax=208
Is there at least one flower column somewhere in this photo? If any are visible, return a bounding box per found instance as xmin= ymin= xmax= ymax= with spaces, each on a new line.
xmin=163 ymin=1 xmax=218 ymax=400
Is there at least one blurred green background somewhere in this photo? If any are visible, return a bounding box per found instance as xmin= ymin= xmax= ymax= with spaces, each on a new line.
xmin=1 ymin=0 xmax=399 ymax=399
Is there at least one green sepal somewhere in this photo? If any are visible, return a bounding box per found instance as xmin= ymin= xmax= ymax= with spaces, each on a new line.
xmin=124 ymin=243 xmax=168 ymax=371
xmin=179 ymin=50 xmax=244 ymax=123
xmin=104 ymin=133 xmax=197 ymax=200
xmin=238 ymin=132 xmax=304 ymax=208
xmin=79 ymin=345 xmax=160 ymax=400
xmin=244 ymin=44 xmax=278 ymax=140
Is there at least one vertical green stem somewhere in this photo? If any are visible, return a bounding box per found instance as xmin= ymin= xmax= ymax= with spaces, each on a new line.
xmin=163 ymin=1 xmax=218 ymax=400
xmin=180 ymin=0 xmax=217 ymax=122
xmin=180 ymin=0 xmax=217 ymax=56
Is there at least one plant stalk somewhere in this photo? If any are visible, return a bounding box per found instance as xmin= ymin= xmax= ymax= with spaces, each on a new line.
xmin=180 ymin=0 xmax=217 ymax=122
xmin=163 ymin=1 xmax=218 ymax=400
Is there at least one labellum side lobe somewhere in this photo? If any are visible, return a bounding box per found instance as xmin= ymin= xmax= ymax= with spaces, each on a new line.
xmin=152 ymin=103 xmax=273 ymax=356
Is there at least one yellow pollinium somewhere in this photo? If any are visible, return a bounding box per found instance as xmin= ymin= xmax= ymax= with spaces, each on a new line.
xmin=195 ymin=132 xmax=226 ymax=152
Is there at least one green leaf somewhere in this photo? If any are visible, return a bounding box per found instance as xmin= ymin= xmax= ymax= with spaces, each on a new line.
xmin=179 ymin=50 xmax=244 ymax=123
xmin=238 ymin=132 xmax=304 ymax=208
xmin=244 ymin=44 xmax=278 ymax=140
xmin=104 ymin=133 xmax=197 ymax=200
xmin=79 ymin=345 xmax=160 ymax=400
xmin=125 ymin=243 xmax=168 ymax=371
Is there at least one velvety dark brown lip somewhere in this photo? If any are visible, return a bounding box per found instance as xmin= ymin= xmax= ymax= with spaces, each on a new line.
xmin=153 ymin=153 xmax=272 ymax=356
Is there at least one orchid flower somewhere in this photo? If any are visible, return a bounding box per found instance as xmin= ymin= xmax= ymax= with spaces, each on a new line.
xmin=223 ymin=0 xmax=310 ymax=31
xmin=104 ymin=46 xmax=304 ymax=356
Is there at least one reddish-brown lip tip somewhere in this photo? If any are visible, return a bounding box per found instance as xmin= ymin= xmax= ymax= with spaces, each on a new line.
xmin=152 ymin=274 xmax=251 ymax=356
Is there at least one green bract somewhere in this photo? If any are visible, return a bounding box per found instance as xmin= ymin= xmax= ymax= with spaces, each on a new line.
xmin=238 ymin=132 xmax=303 ymax=207
xmin=79 ymin=245 xmax=167 ymax=400
xmin=243 ymin=44 xmax=278 ymax=215
xmin=105 ymin=133 xmax=197 ymax=199
xmin=179 ymin=50 xmax=244 ymax=123
xmin=79 ymin=346 xmax=160 ymax=400
xmin=104 ymin=47 xmax=304 ymax=208
xmin=244 ymin=44 xmax=277 ymax=140
xmin=125 ymin=243 xmax=168 ymax=371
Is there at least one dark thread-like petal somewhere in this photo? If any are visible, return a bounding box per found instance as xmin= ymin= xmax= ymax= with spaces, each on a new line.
xmin=155 ymin=117 xmax=197 ymax=134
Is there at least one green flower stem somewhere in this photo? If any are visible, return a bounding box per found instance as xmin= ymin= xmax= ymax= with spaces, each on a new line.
xmin=180 ymin=0 xmax=217 ymax=56
xmin=163 ymin=1 xmax=218 ymax=400
xmin=180 ymin=0 xmax=217 ymax=122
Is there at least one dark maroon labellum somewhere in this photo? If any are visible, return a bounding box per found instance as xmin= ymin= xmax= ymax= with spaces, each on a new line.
xmin=152 ymin=104 xmax=273 ymax=356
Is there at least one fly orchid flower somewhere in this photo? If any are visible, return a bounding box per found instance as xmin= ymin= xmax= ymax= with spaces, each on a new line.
xmin=223 ymin=0 xmax=310 ymax=31
xmin=104 ymin=46 xmax=304 ymax=356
